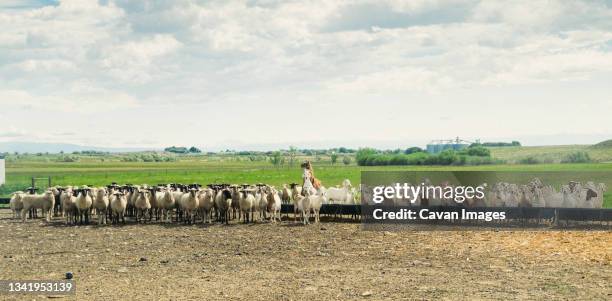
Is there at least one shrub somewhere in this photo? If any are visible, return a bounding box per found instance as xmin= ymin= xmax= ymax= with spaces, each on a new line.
xmin=518 ymin=156 xmax=553 ymax=164
xmin=404 ymin=147 xmax=424 ymax=154
xmin=189 ymin=146 xmax=202 ymax=153
xmin=561 ymin=151 xmax=591 ymax=163
xmin=473 ymin=141 xmax=522 ymax=147
xmin=342 ymin=156 xmax=351 ymax=165
xmin=56 ymin=155 xmax=79 ymax=162
xmin=437 ymin=150 xmax=457 ymax=165
xmin=269 ymin=151 xmax=284 ymax=166
xmin=356 ymin=148 xmax=378 ymax=165
xmin=164 ymin=146 xmax=189 ymax=154
xmin=355 ymin=147 xmax=497 ymax=166
xmin=464 ymin=146 xmax=490 ymax=157
xmin=330 ymin=153 xmax=338 ymax=164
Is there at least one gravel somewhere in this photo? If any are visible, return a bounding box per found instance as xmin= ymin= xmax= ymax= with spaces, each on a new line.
xmin=0 ymin=210 xmax=610 ymax=300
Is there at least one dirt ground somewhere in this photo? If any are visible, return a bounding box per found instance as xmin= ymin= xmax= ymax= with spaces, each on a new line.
xmin=1 ymin=210 xmax=610 ymax=300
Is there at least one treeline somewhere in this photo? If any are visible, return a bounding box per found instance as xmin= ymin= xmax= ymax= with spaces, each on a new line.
xmin=519 ymin=151 xmax=592 ymax=164
xmin=164 ymin=146 xmax=202 ymax=154
xmin=470 ymin=141 xmax=521 ymax=147
xmin=72 ymin=150 xmax=109 ymax=155
xmin=223 ymin=147 xmax=356 ymax=156
xmin=120 ymin=153 xmax=178 ymax=162
xmin=356 ymin=146 xmax=500 ymax=166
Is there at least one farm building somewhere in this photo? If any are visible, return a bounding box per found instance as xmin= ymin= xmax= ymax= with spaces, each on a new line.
xmin=0 ymin=154 xmax=4 ymax=185
xmin=426 ymin=137 xmax=473 ymax=154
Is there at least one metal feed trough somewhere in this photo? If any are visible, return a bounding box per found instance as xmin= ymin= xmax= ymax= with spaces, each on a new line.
xmin=1 ymin=197 xmax=610 ymax=228
xmin=280 ymin=204 xmax=611 ymax=228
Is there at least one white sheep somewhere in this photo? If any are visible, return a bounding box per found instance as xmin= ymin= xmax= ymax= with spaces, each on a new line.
xmin=561 ymin=184 xmax=581 ymax=208
xmin=110 ymin=192 xmax=128 ymax=224
xmin=238 ymin=189 xmax=256 ymax=223
xmin=147 ymin=188 xmax=160 ymax=221
xmin=21 ymin=190 xmax=55 ymax=222
xmin=326 ymin=185 xmax=355 ymax=204
xmin=197 ymin=188 xmax=215 ymax=224
xmin=230 ymin=185 xmax=242 ymax=220
xmin=171 ymin=187 xmax=187 ymax=222
xmin=179 ymin=188 xmax=199 ymax=224
xmin=9 ymin=191 xmax=25 ymax=219
xmin=301 ymin=192 xmax=327 ymax=224
xmin=60 ymin=188 xmax=77 ymax=225
xmin=50 ymin=186 xmax=63 ymax=217
xmin=580 ymin=182 xmax=606 ymax=208
xmin=128 ymin=185 xmax=141 ymax=216
xmin=75 ymin=188 xmax=93 ymax=224
xmin=255 ymin=186 xmax=269 ymax=221
xmin=280 ymin=184 xmax=292 ymax=204
xmin=266 ymin=187 xmax=282 ymax=223
xmin=290 ymin=183 xmax=302 ymax=221
xmin=157 ymin=187 xmax=176 ymax=223
xmin=290 ymin=183 xmax=302 ymax=200
xmin=92 ymin=187 xmax=110 ymax=225
xmin=294 ymin=194 xmax=306 ymax=224
xmin=134 ymin=189 xmax=152 ymax=223
xmin=541 ymin=185 xmax=564 ymax=208
xmin=215 ymin=187 xmax=233 ymax=224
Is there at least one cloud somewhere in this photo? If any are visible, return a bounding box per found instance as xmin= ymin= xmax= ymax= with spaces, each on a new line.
xmin=0 ymin=0 xmax=611 ymax=147
xmin=0 ymin=85 xmax=140 ymax=113
xmin=98 ymin=34 xmax=182 ymax=83
xmin=321 ymin=0 xmax=473 ymax=32
xmin=0 ymin=126 xmax=28 ymax=138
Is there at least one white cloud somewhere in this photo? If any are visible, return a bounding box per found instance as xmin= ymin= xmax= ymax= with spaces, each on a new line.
xmin=0 ymin=86 xmax=140 ymax=113
xmin=0 ymin=0 xmax=611 ymax=148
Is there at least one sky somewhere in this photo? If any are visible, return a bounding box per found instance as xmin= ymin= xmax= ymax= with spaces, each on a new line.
xmin=0 ymin=0 xmax=611 ymax=151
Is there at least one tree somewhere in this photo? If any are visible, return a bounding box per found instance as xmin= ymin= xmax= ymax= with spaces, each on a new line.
xmin=356 ymin=148 xmax=377 ymax=165
xmin=189 ymin=146 xmax=202 ymax=153
xmin=404 ymin=147 xmax=424 ymax=154
xmin=342 ymin=156 xmax=351 ymax=165
xmin=287 ymin=146 xmax=298 ymax=166
xmin=270 ymin=151 xmax=284 ymax=167
xmin=465 ymin=146 xmax=490 ymax=157
xmin=164 ymin=146 xmax=189 ymax=153
xmin=330 ymin=152 xmax=338 ymax=164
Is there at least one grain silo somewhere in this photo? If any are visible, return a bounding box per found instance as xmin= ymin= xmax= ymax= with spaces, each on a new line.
xmin=426 ymin=137 xmax=474 ymax=154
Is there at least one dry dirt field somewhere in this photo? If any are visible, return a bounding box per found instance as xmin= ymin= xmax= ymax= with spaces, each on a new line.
xmin=1 ymin=210 xmax=610 ymax=300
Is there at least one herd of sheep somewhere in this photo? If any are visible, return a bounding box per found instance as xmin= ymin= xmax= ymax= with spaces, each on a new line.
xmin=6 ymin=178 xmax=608 ymax=226
xmin=365 ymin=178 xmax=607 ymax=209
xmin=8 ymin=180 xmax=356 ymax=226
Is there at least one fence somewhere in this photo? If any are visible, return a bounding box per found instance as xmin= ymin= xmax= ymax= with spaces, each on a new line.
xmin=2 ymin=200 xmax=608 ymax=227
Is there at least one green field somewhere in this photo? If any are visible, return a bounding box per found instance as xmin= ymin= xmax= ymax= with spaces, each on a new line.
xmin=489 ymin=145 xmax=612 ymax=163
xmin=2 ymin=156 xmax=611 ymax=207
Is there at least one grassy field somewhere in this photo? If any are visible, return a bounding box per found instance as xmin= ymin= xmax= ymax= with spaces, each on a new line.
xmin=2 ymin=157 xmax=611 ymax=207
xmin=489 ymin=145 xmax=612 ymax=163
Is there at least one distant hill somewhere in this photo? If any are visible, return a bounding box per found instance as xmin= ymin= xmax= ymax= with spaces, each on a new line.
xmin=0 ymin=142 xmax=158 ymax=153
xmin=591 ymin=139 xmax=612 ymax=149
